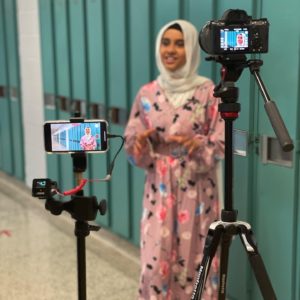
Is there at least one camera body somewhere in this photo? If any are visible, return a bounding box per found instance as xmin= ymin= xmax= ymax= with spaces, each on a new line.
xmin=199 ymin=9 xmax=269 ymax=55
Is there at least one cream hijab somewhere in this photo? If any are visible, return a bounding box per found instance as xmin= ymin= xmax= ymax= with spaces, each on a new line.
xmin=156 ymin=20 xmax=208 ymax=107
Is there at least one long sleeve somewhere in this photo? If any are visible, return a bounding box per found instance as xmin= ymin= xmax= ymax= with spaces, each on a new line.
xmin=124 ymin=88 xmax=157 ymax=170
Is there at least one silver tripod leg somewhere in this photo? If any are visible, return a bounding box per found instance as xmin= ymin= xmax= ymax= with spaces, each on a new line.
xmin=191 ymin=222 xmax=224 ymax=300
xmin=238 ymin=222 xmax=277 ymax=300
xmin=191 ymin=220 xmax=277 ymax=300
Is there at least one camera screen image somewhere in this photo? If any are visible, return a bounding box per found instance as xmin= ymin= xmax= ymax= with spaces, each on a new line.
xmin=50 ymin=122 xmax=104 ymax=152
xmin=220 ymin=28 xmax=249 ymax=51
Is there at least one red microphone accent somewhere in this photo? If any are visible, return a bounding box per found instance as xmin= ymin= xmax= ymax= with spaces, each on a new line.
xmin=221 ymin=112 xmax=239 ymax=118
xmin=63 ymin=179 xmax=88 ymax=196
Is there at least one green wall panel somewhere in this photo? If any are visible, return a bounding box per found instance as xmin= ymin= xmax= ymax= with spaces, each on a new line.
xmin=0 ymin=3 xmax=4 ymax=84
xmin=85 ymin=0 xmax=106 ymax=102
xmin=10 ymin=101 xmax=23 ymax=179
xmin=6 ymin=0 xmax=24 ymax=180
xmin=0 ymin=0 xmax=24 ymax=179
xmin=69 ymin=0 xmax=87 ymax=101
xmin=153 ymin=0 xmax=181 ymax=32
xmin=187 ymin=0 xmax=214 ymax=79
xmin=53 ymin=0 xmax=71 ymax=97
xmin=128 ymin=0 xmax=151 ymax=93
xmin=85 ymin=0 xmax=109 ymax=227
xmin=252 ymin=1 xmax=300 ymax=299
xmin=128 ymin=0 xmax=151 ymax=244
xmin=0 ymin=1 xmax=13 ymax=174
xmin=0 ymin=98 xmax=13 ymax=174
xmin=4 ymin=0 xmax=19 ymax=87
xmin=39 ymin=0 xmax=55 ymax=93
xmin=54 ymin=0 xmax=73 ymax=192
xmin=106 ymin=0 xmax=130 ymax=238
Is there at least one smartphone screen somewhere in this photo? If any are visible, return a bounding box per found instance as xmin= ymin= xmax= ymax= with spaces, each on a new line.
xmin=44 ymin=120 xmax=108 ymax=153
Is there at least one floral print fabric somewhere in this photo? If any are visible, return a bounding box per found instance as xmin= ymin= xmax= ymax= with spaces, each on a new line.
xmin=124 ymin=80 xmax=224 ymax=300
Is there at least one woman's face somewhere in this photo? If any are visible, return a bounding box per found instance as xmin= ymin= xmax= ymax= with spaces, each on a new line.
xmin=160 ymin=28 xmax=186 ymax=72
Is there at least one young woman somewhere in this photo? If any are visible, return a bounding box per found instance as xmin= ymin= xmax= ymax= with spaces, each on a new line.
xmin=125 ymin=20 xmax=224 ymax=300
xmin=80 ymin=127 xmax=96 ymax=150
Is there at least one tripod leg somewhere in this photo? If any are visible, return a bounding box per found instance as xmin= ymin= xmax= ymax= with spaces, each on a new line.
xmin=239 ymin=224 xmax=277 ymax=300
xmin=218 ymin=225 xmax=236 ymax=300
xmin=191 ymin=223 xmax=223 ymax=300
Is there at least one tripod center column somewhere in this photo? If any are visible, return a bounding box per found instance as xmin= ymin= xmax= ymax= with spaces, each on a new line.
xmin=219 ymin=102 xmax=240 ymax=222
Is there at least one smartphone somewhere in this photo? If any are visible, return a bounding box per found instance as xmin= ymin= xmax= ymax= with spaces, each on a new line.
xmin=44 ymin=119 xmax=108 ymax=153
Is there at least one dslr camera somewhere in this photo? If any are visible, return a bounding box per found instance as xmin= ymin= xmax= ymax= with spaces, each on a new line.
xmin=199 ymin=9 xmax=269 ymax=55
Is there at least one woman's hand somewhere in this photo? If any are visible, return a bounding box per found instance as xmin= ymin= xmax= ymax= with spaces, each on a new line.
xmin=166 ymin=135 xmax=205 ymax=155
xmin=133 ymin=128 xmax=156 ymax=156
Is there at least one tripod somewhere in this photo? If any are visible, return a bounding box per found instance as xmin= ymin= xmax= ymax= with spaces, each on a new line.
xmin=44 ymin=153 xmax=107 ymax=300
xmin=191 ymin=55 xmax=293 ymax=300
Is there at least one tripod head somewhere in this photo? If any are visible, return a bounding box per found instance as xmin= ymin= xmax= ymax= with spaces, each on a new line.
xmin=32 ymin=153 xmax=107 ymax=227
xmin=208 ymin=55 xmax=248 ymax=119
xmin=207 ymin=54 xmax=294 ymax=152
xmin=208 ymin=54 xmax=248 ymax=83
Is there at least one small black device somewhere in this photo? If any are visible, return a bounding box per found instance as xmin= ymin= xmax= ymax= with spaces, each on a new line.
xmin=199 ymin=9 xmax=269 ymax=55
xmin=32 ymin=178 xmax=56 ymax=199
xmin=44 ymin=119 xmax=108 ymax=153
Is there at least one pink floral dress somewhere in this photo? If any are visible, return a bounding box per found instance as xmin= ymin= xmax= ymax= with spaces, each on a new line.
xmin=124 ymin=80 xmax=224 ymax=300
xmin=80 ymin=135 xmax=96 ymax=150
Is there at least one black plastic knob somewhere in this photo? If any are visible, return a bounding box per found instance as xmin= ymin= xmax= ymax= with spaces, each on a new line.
xmin=98 ymin=199 xmax=107 ymax=215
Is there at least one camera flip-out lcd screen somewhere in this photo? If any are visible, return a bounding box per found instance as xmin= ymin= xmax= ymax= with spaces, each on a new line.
xmin=220 ymin=28 xmax=249 ymax=51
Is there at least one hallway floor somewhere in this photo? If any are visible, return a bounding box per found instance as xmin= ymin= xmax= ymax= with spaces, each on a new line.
xmin=0 ymin=172 xmax=140 ymax=300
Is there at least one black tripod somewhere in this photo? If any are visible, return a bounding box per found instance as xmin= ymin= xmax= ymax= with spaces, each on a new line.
xmin=191 ymin=55 xmax=294 ymax=300
xmin=44 ymin=153 xmax=107 ymax=300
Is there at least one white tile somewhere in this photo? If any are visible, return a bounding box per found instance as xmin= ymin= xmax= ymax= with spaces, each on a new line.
xmin=19 ymin=35 xmax=40 ymax=59
xmin=17 ymin=0 xmax=38 ymax=13
xmin=18 ymin=11 xmax=40 ymax=36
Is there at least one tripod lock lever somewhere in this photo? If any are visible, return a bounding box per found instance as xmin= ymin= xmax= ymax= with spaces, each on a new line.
xmin=248 ymin=60 xmax=294 ymax=152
